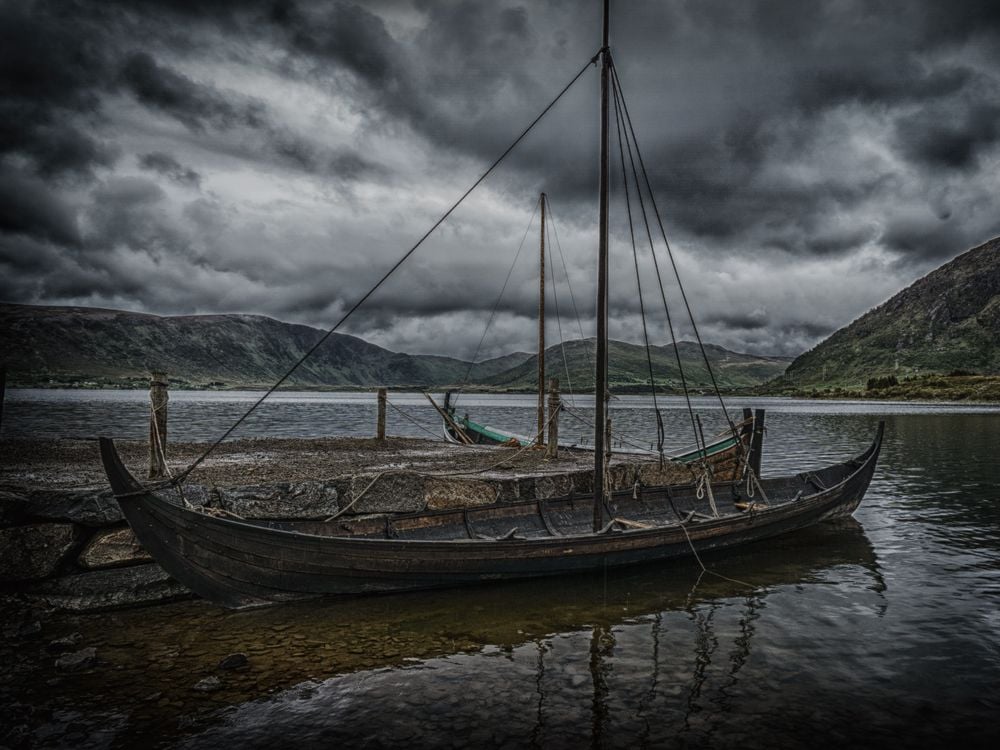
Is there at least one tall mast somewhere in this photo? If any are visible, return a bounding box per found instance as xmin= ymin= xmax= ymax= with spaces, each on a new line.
xmin=537 ymin=192 xmax=547 ymax=446
xmin=593 ymin=0 xmax=610 ymax=531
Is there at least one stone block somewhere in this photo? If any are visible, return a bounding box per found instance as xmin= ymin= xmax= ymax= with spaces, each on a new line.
xmin=424 ymin=478 xmax=497 ymax=510
xmin=637 ymin=462 xmax=693 ymax=488
xmin=346 ymin=473 xmax=426 ymax=514
xmin=213 ymin=481 xmax=339 ymax=519
xmin=77 ymin=527 xmax=152 ymax=570
xmin=534 ymin=474 xmax=575 ymax=500
xmin=0 ymin=523 xmax=78 ymax=582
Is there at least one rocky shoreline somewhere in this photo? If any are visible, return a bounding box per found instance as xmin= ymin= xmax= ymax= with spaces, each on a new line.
xmin=0 ymin=437 xmax=697 ymax=613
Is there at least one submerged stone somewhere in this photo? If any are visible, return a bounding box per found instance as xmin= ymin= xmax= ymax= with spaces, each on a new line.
xmin=47 ymin=632 xmax=83 ymax=653
xmin=218 ymin=652 xmax=249 ymax=670
xmin=193 ymin=675 xmax=222 ymax=692
xmin=55 ymin=647 xmax=96 ymax=671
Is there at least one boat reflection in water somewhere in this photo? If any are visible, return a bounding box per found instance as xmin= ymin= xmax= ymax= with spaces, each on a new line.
xmin=18 ymin=519 xmax=888 ymax=749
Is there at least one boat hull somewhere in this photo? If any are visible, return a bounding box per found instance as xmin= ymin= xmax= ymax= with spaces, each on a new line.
xmin=99 ymin=422 xmax=882 ymax=609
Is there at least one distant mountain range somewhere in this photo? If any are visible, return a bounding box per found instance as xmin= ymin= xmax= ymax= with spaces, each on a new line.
xmin=774 ymin=236 xmax=1000 ymax=388
xmin=0 ymin=303 xmax=789 ymax=391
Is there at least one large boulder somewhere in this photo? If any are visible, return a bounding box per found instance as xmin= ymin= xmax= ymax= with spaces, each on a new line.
xmin=22 ymin=487 xmax=123 ymax=526
xmin=26 ymin=563 xmax=189 ymax=611
xmin=77 ymin=527 xmax=152 ymax=570
xmin=212 ymin=481 xmax=340 ymax=519
xmin=0 ymin=523 xmax=78 ymax=582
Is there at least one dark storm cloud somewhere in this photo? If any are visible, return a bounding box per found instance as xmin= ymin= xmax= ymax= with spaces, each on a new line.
xmin=0 ymin=1 xmax=116 ymax=179
xmin=121 ymin=52 xmax=266 ymax=131
xmin=897 ymin=103 xmax=1000 ymax=170
xmin=0 ymin=170 xmax=80 ymax=247
xmin=139 ymin=152 xmax=202 ymax=187
xmin=3 ymin=0 xmax=1000 ymax=359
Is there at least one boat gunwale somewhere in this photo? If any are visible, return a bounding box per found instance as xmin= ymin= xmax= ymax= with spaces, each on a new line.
xmin=100 ymin=422 xmax=882 ymax=551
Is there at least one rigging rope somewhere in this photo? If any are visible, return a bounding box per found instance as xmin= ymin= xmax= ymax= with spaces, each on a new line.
xmin=545 ymin=200 xmax=592 ymax=393
xmin=610 ymin=60 xmax=736 ymax=433
xmin=543 ymin=195 xmax=576 ymax=403
xmin=611 ymin=79 xmax=666 ymax=463
xmin=169 ymin=52 xmax=600 ymax=486
xmin=459 ymin=196 xmax=541 ymax=392
xmin=611 ymin=68 xmax=703 ymax=460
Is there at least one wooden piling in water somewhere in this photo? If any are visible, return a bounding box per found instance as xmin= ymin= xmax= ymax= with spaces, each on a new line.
xmin=0 ymin=367 xmax=5 ymax=437
xmin=546 ymin=378 xmax=560 ymax=459
xmin=376 ymin=387 xmax=387 ymax=441
xmin=148 ymin=372 xmax=168 ymax=479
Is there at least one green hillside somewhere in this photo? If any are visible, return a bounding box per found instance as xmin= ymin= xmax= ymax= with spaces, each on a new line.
xmin=772 ymin=236 xmax=1000 ymax=389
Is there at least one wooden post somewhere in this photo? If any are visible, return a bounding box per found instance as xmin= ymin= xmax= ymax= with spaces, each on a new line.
xmin=376 ymin=387 xmax=387 ymax=441
xmin=546 ymin=378 xmax=560 ymax=459
xmin=148 ymin=372 xmax=168 ymax=479
xmin=0 ymin=367 xmax=5 ymax=437
xmin=749 ymin=408 xmax=766 ymax=479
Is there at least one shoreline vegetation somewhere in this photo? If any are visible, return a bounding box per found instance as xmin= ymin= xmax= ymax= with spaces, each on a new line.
xmin=7 ymin=371 xmax=1000 ymax=402
xmin=760 ymin=372 xmax=1000 ymax=403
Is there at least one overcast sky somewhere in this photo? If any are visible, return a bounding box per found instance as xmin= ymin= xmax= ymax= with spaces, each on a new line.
xmin=2 ymin=0 xmax=999 ymax=359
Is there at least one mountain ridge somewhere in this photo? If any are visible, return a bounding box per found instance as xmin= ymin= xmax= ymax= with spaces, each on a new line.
xmin=0 ymin=302 xmax=788 ymax=391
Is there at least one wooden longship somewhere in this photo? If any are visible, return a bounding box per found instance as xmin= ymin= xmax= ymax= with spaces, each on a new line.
xmin=97 ymin=0 xmax=884 ymax=609
xmin=99 ymin=424 xmax=881 ymax=609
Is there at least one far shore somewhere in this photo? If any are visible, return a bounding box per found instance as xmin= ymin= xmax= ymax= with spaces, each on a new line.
xmin=5 ymin=372 xmax=1000 ymax=403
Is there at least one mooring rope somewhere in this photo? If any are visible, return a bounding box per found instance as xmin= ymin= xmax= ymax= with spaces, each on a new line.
xmin=664 ymin=489 xmax=754 ymax=589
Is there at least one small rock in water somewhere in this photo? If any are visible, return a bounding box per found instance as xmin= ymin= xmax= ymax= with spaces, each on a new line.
xmin=193 ymin=676 xmax=222 ymax=692
xmin=18 ymin=620 xmax=43 ymax=639
xmin=218 ymin=652 xmax=249 ymax=670
xmin=56 ymin=647 xmax=97 ymax=671
xmin=47 ymin=632 xmax=83 ymax=653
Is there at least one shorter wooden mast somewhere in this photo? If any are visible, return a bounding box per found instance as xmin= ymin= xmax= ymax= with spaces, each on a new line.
xmin=537 ymin=192 xmax=547 ymax=445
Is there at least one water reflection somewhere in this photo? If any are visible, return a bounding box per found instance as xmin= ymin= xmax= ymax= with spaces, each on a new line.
xmin=4 ymin=521 xmax=892 ymax=749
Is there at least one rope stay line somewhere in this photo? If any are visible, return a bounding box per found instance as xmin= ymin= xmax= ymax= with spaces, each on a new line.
xmin=544 ymin=195 xmax=592 ymax=405
xmin=546 ymin=202 xmax=588 ymax=346
xmin=458 ymin=195 xmax=542 ymax=394
xmin=610 ymin=62 xmax=703 ymax=462
xmin=611 ymin=76 xmax=666 ymax=462
xmin=609 ymin=60 xmax=735 ymax=432
xmin=167 ymin=52 xmax=600 ymax=486
xmin=542 ymin=195 xmax=577 ymax=404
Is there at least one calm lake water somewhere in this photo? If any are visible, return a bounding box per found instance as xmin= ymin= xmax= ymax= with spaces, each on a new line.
xmin=3 ymin=390 xmax=1000 ymax=748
